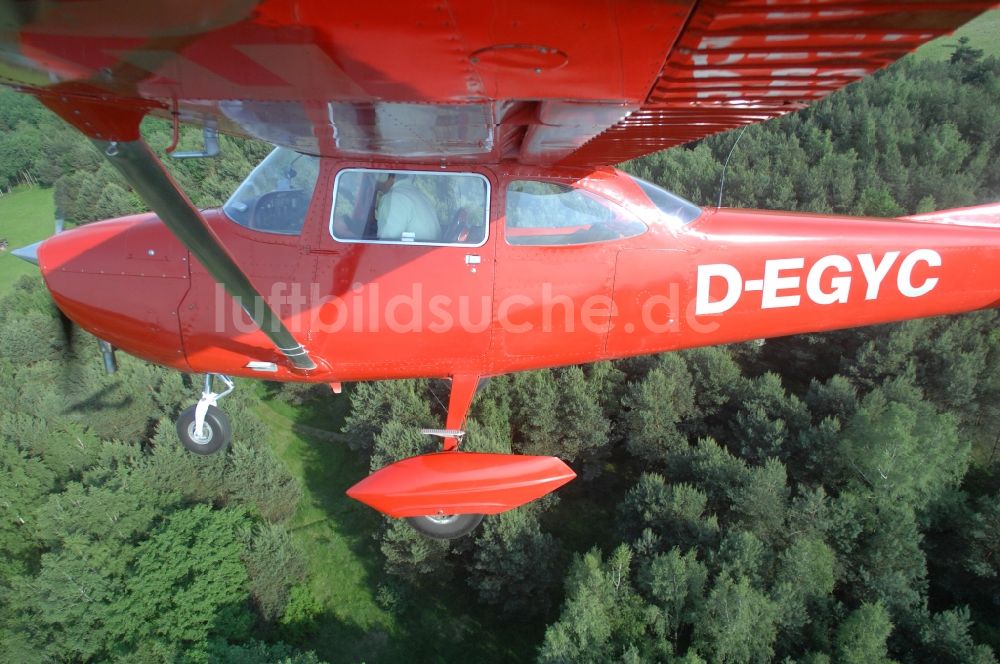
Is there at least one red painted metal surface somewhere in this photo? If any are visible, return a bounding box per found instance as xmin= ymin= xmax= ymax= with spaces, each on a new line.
xmin=36 ymin=214 xmax=192 ymax=370
xmin=567 ymin=1 xmax=997 ymax=165
xmin=346 ymin=452 xmax=577 ymax=518
xmin=901 ymin=202 xmax=1000 ymax=228
xmin=1 ymin=1 xmax=994 ymax=166
xmin=607 ymin=206 xmax=1000 ymax=358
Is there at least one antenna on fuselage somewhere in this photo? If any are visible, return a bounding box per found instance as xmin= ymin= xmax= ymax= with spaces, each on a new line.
xmin=716 ymin=125 xmax=748 ymax=209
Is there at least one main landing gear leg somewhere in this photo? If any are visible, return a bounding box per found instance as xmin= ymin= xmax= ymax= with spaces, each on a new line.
xmin=407 ymin=373 xmax=485 ymax=539
xmin=441 ymin=373 xmax=481 ymax=451
xmin=176 ymin=374 xmax=234 ymax=455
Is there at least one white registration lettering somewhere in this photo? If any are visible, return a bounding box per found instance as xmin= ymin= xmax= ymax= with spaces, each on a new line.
xmin=761 ymin=257 xmax=804 ymax=309
xmin=857 ymin=251 xmax=900 ymax=300
xmin=696 ymin=264 xmax=743 ymax=315
xmin=693 ymin=249 xmax=940 ymax=316
xmin=897 ymin=249 xmax=941 ymax=297
xmin=806 ymin=254 xmax=852 ymax=304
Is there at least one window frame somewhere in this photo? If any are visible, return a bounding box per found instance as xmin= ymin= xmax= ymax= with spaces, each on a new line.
xmin=503 ymin=179 xmax=648 ymax=247
xmin=328 ymin=167 xmax=491 ymax=248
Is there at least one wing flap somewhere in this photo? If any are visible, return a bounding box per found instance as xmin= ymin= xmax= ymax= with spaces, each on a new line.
xmin=563 ymin=0 xmax=995 ymax=166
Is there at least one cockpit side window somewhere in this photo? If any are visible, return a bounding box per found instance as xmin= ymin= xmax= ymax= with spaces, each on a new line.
xmin=330 ymin=169 xmax=489 ymax=247
xmin=504 ymin=180 xmax=647 ymax=246
xmin=223 ymin=147 xmax=321 ymax=235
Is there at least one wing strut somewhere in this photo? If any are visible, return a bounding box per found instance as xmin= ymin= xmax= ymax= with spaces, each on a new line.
xmin=94 ymin=138 xmax=318 ymax=372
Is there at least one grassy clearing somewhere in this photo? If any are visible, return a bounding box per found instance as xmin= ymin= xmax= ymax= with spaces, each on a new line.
xmin=254 ymin=390 xmax=543 ymax=663
xmin=256 ymin=381 xmax=352 ymax=430
xmin=0 ymin=187 xmax=54 ymax=296
xmin=253 ymin=398 xmax=396 ymax=661
xmin=915 ymin=10 xmax=1000 ymax=61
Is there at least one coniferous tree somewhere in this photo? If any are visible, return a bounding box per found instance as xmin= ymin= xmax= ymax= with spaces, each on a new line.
xmin=834 ymin=602 xmax=895 ymax=664
xmin=623 ymin=357 xmax=696 ymax=466
xmin=692 ymin=574 xmax=780 ymax=664
xmin=468 ymin=506 xmax=559 ymax=617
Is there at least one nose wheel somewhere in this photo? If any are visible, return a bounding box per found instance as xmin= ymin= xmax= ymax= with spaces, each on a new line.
xmin=176 ymin=374 xmax=234 ymax=455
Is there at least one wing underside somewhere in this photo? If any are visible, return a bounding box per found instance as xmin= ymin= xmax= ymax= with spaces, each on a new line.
xmin=0 ymin=0 xmax=993 ymax=166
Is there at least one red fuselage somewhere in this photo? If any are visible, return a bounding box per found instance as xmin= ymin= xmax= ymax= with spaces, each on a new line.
xmin=37 ymin=161 xmax=1000 ymax=384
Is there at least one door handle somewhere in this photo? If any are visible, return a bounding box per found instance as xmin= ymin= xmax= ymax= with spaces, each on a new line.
xmin=465 ymin=254 xmax=481 ymax=273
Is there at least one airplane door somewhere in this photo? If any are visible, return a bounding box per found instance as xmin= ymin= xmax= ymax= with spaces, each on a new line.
xmin=178 ymin=149 xmax=325 ymax=376
xmin=494 ymin=179 xmax=647 ymax=365
xmin=311 ymin=167 xmax=495 ymax=378
xmin=179 ymin=216 xmax=321 ymax=373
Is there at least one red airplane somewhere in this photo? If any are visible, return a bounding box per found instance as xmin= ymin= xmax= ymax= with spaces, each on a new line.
xmin=4 ymin=1 xmax=1000 ymax=539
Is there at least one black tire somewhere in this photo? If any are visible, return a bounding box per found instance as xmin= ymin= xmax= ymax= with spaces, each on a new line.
xmin=405 ymin=513 xmax=485 ymax=540
xmin=176 ymin=404 xmax=231 ymax=455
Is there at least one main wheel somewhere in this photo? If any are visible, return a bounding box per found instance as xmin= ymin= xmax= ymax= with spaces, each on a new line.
xmin=176 ymin=404 xmax=232 ymax=455
xmin=405 ymin=513 xmax=484 ymax=540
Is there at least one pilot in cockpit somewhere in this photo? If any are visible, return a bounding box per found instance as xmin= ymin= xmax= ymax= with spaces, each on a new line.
xmin=374 ymin=173 xmax=441 ymax=242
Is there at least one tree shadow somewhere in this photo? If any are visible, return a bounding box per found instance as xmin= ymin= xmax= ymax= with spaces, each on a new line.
xmin=283 ymin=607 xmax=386 ymax=664
xmin=62 ymin=382 xmax=134 ymax=413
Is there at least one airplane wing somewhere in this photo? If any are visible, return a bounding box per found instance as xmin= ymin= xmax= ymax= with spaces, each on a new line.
xmin=0 ymin=0 xmax=994 ymax=167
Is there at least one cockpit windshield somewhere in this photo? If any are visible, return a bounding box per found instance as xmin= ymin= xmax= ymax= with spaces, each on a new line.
xmin=223 ymin=147 xmax=321 ymax=235
xmin=627 ymin=175 xmax=702 ymax=225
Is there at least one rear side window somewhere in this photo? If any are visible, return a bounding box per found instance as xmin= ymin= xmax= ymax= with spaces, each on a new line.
xmin=505 ymin=181 xmax=646 ymax=246
xmin=330 ymin=169 xmax=489 ymax=246
xmin=630 ymin=175 xmax=702 ymax=225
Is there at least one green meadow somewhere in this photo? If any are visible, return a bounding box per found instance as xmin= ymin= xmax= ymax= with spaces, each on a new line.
xmin=916 ymin=9 xmax=1000 ymax=61
xmin=0 ymin=187 xmax=54 ymax=297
